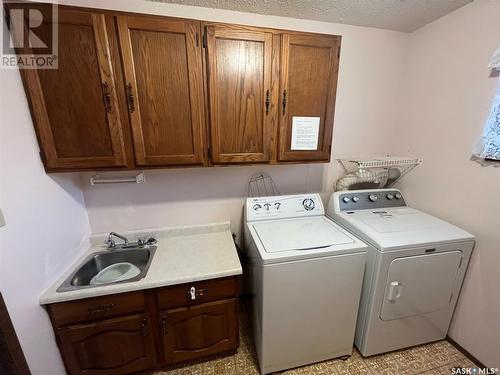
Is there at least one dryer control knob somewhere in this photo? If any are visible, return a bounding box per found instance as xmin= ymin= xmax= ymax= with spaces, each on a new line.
xmin=369 ymin=194 xmax=378 ymax=202
xmin=302 ymin=198 xmax=315 ymax=211
xmin=352 ymin=196 xmax=359 ymax=202
xmin=342 ymin=196 xmax=350 ymax=203
xmin=395 ymin=193 xmax=402 ymax=200
xmin=386 ymin=193 xmax=394 ymax=200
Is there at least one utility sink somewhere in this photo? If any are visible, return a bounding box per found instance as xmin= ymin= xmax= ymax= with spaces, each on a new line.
xmin=57 ymin=247 xmax=157 ymax=292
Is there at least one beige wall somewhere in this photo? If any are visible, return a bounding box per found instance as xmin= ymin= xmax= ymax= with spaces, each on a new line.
xmin=0 ymin=21 xmax=91 ymax=374
xmin=395 ymin=0 xmax=500 ymax=367
xmin=71 ymin=0 xmax=407 ymax=238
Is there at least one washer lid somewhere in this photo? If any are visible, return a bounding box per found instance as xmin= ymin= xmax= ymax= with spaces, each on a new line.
xmin=253 ymin=216 xmax=355 ymax=253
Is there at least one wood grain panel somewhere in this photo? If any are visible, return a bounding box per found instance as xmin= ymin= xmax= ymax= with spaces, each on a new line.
xmin=156 ymin=276 xmax=238 ymax=310
xmin=57 ymin=314 xmax=155 ymax=375
xmin=278 ymin=33 xmax=341 ymax=162
xmin=160 ymin=299 xmax=238 ymax=364
xmin=48 ymin=291 xmax=146 ymax=327
xmin=118 ymin=16 xmax=205 ymax=166
xmin=206 ymin=25 xmax=274 ymax=163
xmin=15 ymin=6 xmax=127 ymax=170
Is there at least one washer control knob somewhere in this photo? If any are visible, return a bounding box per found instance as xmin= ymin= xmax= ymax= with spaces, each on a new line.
xmin=352 ymin=196 xmax=359 ymax=203
xmin=274 ymin=202 xmax=281 ymax=210
xmin=369 ymin=194 xmax=378 ymax=202
xmin=342 ymin=196 xmax=350 ymax=203
xmin=302 ymin=198 xmax=315 ymax=211
xmin=264 ymin=203 xmax=271 ymax=211
xmin=253 ymin=204 xmax=262 ymax=211
xmin=395 ymin=193 xmax=402 ymax=200
xmin=386 ymin=193 xmax=394 ymax=200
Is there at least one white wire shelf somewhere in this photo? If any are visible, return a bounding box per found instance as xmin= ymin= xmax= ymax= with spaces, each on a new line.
xmin=338 ymin=156 xmax=422 ymax=186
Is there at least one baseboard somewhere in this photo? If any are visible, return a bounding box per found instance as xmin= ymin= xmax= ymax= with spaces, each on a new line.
xmin=446 ymin=335 xmax=487 ymax=369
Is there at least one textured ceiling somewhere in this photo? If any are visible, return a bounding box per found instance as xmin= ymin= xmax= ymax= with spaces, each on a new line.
xmin=150 ymin=0 xmax=472 ymax=32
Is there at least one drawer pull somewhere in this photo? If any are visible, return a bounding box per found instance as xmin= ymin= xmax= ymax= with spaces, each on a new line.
xmin=161 ymin=316 xmax=167 ymax=336
xmin=88 ymin=303 xmax=114 ymax=315
xmin=188 ymin=286 xmax=208 ymax=301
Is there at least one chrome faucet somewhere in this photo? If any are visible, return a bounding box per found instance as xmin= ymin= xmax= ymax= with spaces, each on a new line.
xmin=106 ymin=232 xmax=129 ymax=248
xmin=106 ymin=232 xmax=157 ymax=249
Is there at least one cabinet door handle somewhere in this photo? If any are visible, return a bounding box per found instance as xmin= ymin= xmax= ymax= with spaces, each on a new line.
xmin=126 ymin=83 xmax=135 ymax=113
xmin=265 ymin=89 xmax=270 ymax=115
xmin=88 ymin=303 xmax=114 ymax=316
xmin=101 ymin=82 xmax=112 ymax=113
xmin=141 ymin=319 xmax=149 ymax=337
xmin=282 ymin=90 xmax=287 ymax=115
xmin=161 ymin=316 xmax=167 ymax=336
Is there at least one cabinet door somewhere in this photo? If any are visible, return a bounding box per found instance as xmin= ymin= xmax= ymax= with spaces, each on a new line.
xmin=206 ymin=25 xmax=275 ymax=163
xmin=16 ymin=7 xmax=128 ymax=170
xmin=57 ymin=314 xmax=156 ymax=375
xmin=278 ymin=33 xmax=341 ymax=161
xmin=159 ymin=299 xmax=238 ymax=364
xmin=117 ymin=16 xmax=205 ymax=166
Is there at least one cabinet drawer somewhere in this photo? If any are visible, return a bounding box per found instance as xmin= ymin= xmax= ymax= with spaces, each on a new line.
xmin=159 ymin=299 xmax=238 ymax=364
xmin=156 ymin=277 xmax=238 ymax=310
xmin=49 ymin=292 xmax=146 ymax=327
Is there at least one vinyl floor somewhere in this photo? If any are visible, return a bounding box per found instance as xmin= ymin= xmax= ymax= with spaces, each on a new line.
xmin=153 ymin=307 xmax=476 ymax=375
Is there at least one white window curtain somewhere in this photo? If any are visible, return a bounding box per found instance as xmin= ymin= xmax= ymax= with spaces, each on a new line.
xmin=473 ymin=46 xmax=500 ymax=163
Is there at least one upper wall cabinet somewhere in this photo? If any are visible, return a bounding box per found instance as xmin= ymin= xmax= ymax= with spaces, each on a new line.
xmin=205 ymin=25 xmax=276 ymax=164
xmin=14 ymin=7 xmax=129 ymax=170
xmin=117 ymin=16 xmax=206 ymax=166
xmin=12 ymin=5 xmax=341 ymax=172
xmin=278 ymin=33 xmax=341 ymax=162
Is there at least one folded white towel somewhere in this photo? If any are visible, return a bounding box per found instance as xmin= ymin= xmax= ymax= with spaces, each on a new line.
xmin=489 ymin=46 xmax=500 ymax=69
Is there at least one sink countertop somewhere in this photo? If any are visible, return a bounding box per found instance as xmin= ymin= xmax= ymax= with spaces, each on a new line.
xmin=39 ymin=222 xmax=242 ymax=305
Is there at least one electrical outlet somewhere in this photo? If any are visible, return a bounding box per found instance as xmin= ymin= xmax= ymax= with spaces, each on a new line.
xmin=0 ymin=208 xmax=5 ymax=227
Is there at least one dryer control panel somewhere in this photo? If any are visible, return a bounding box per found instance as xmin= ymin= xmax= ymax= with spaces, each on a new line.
xmin=246 ymin=194 xmax=324 ymax=222
xmin=332 ymin=189 xmax=407 ymax=212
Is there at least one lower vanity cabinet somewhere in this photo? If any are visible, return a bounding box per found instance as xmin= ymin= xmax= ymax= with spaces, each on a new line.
xmin=160 ymin=299 xmax=238 ymax=364
xmin=57 ymin=313 xmax=156 ymax=375
xmin=46 ymin=276 xmax=239 ymax=375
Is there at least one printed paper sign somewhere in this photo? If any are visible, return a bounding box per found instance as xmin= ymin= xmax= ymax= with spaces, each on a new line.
xmin=291 ymin=117 xmax=320 ymax=150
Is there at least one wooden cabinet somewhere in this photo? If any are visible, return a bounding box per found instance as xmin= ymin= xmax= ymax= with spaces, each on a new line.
xmin=57 ymin=314 xmax=156 ymax=375
xmin=205 ymin=25 xmax=276 ymax=163
xmin=15 ymin=6 xmax=129 ymax=170
xmin=278 ymin=33 xmax=341 ymax=162
xmin=117 ymin=16 xmax=206 ymax=166
xmin=13 ymin=5 xmax=341 ymax=171
xmin=160 ymin=299 xmax=238 ymax=364
xmin=46 ymin=276 xmax=239 ymax=375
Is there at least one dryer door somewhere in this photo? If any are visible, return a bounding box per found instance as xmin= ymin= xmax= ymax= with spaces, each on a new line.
xmin=380 ymin=251 xmax=462 ymax=321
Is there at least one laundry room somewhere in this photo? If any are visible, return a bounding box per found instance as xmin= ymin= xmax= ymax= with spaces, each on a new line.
xmin=0 ymin=0 xmax=499 ymax=374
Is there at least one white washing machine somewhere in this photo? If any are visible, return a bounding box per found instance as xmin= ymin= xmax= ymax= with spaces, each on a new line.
xmin=244 ymin=194 xmax=368 ymax=374
xmin=327 ymin=189 xmax=474 ymax=357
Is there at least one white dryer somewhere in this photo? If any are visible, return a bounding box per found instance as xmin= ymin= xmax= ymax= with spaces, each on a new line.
xmin=327 ymin=189 xmax=474 ymax=357
xmin=244 ymin=194 xmax=368 ymax=374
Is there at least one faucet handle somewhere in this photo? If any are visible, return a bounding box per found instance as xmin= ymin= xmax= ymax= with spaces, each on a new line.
xmin=146 ymin=237 xmax=157 ymax=245
xmin=106 ymin=235 xmax=116 ymax=248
